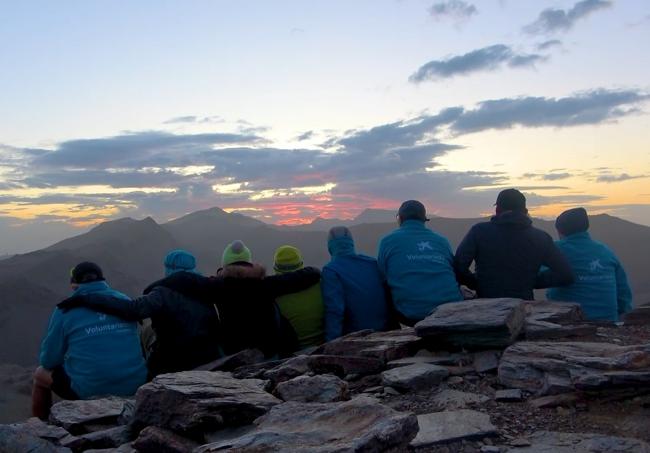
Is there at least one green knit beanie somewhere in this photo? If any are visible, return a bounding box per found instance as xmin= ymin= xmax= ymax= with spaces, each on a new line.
xmin=273 ymin=245 xmax=304 ymax=274
xmin=222 ymin=240 xmax=252 ymax=266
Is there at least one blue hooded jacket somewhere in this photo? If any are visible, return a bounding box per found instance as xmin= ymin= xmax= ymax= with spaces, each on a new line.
xmin=39 ymin=281 xmax=147 ymax=399
xmin=377 ymin=220 xmax=462 ymax=321
xmin=321 ymin=235 xmax=390 ymax=341
xmin=546 ymin=231 xmax=633 ymax=322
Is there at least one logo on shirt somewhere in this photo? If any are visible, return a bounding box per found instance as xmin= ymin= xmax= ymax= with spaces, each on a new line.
xmin=97 ymin=313 xmax=107 ymax=321
xmin=417 ymin=241 xmax=433 ymax=252
xmin=589 ymin=259 xmax=605 ymax=272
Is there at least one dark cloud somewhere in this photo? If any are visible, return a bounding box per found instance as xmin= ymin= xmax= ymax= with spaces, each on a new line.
xmin=429 ymin=1 xmax=477 ymax=21
xmin=296 ymin=131 xmax=314 ymax=141
xmin=523 ymin=172 xmax=573 ymax=181
xmin=596 ymin=173 xmax=648 ymax=183
xmin=451 ymin=89 xmax=649 ymax=134
xmin=524 ymin=0 xmax=612 ymax=35
xmin=409 ymin=45 xmax=546 ymax=82
xmin=536 ymin=40 xmax=562 ymax=51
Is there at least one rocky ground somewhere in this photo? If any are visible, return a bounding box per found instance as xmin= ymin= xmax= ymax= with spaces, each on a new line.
xmin=1 ymin=299 xmax=649 ymax=452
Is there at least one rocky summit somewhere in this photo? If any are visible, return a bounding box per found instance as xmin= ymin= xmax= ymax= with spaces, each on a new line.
xmin=2 ymin=299 xmax=650 ymax=452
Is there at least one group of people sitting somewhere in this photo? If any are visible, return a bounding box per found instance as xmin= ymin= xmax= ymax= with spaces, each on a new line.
xmin=31 ymin=188 xmax=633 ymax=418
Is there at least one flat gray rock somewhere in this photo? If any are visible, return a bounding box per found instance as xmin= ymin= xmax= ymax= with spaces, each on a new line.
xmin=263 ymin=354 xmax=384 ymax=385
xmin=274 ymin=374 xmax=349 ymax=403
xmin=381 ymin=363 xmax=449 ymax=392
xmin=415 ymin=298 xmax=527 ymax=348
xmin=49 ymin=397 xmax=131 ymax=434
xmin=495 ymin=389 xmax=523 ymax=402
xmin=195 ymin=396 xmax=419 ymax=452
xmin=498 ymin=341 xmax=650 ymax=395
xmin=313 ymin=328 xmax=422 ymax=363
xmin=473 ymin=350 xmax=501 ymax=373
xmin=410 ymin=409 xmax=497 ymax=448
xmin=508 ymin=430 xmax=650 ymax=453
xmin=0 ymin=425 xmax=72 ymax=453
xmin=133 ymin=426 xmax=199 ymax=453
xmin=430 ymin=389 xmax=490 ymax=410
xmin=133 ymin=371 xmax=281 ymax=435
xmin=523 ymin=301 xmax=597 ymax=340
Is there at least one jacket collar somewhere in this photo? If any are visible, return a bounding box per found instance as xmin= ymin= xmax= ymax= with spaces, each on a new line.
xmin=562 ymin=231 xmax=591 ymax=241
xmin=491 ymin=210 xmax=532 ymax=228
xmin=400 ymin=219 xmax=427 ymax=229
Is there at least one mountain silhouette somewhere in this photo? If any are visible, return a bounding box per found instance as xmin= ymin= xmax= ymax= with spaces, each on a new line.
xmin=0 ymin=208 xmax=648 ymax=367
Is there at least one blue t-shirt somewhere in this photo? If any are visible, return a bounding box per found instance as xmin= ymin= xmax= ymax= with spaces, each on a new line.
xmin=378 ymin=220 xmax=462 ymax=321
xmin=39 ymin=281 xmax=147 ymax=398
xmin=546 ymin=232 xmax=633 ymax=322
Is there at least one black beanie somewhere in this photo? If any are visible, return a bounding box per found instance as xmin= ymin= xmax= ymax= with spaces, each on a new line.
xmin=70 ymin=262 xmax=105 ymax=284
xmin=555 ymin=207 xmax=589 ymax=236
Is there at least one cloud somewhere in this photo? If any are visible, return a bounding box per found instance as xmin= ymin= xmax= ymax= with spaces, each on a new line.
xmin=523 ymin=172 xmax=573 ymax=181
xmin=409 ymin=45 xmax=546 ymax=82
xmin=524 ymin=0 xmax=612 ymax=35
xmin=295 ymin=131 xmax=314 ymax=141
xmin=429 ymin=1 xmax=477 ymax=22
xmin=163 ymin=115 xmax=224 ymax=124
xmin=536 ymin=39 xmax=562 ymax=51
xmin=596 ymin=173 xmax=648 ymax=183
xmin=451 ymin=89 xmax=649 ymax=134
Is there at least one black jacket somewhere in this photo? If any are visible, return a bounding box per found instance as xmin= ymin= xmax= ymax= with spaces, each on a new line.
xmin=454 ymin=211 xmax=574 ymax=300
xmin=58 ymin=267 xmax=320 ymax=376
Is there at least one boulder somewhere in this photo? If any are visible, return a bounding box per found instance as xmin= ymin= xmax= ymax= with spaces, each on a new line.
xmin=498 ymin=341 xmax=650 ymax=395
xmin=524 ymin=301 xmax=597 ymax=340
xmin=6 ymin=417 xmax=76 ymax=447
xmin=65 ymin=425 xmax=133 ymax=451
xmin=263 ymin=355 xmax=384 ymax=385
xmin=410 ymin=409 xmax=497 ymax=448
xmin=193 ymin=349 xmax=265 ymax=372
xmin=274 ymin=374 xmax=349 ymax=403
xmin=195 ymin=396 xmax=418 ymax=452
xmin=381 ymin=363 xmax=449 ymax=392
xmin=132 ymin=371 xmax=281 ymax=435
xmin=415 ymin=298 xmax=527 ymax=349
xmin=232 ymin=359 xmax=287 ymax=380
xmin=429 ymin=389 xmax=490 ymax=410
xmin=313 ymin=328 xmax=422 ymax=363
xmin=508 ymin=430 xmax=650 ymax=453
xmin=49 ymin=397 xmax=132 ymax=434
xmin=0 ymin=425 xmax=71 ymax=453
xmin=133 ymin=426 xmax=199 ymax=453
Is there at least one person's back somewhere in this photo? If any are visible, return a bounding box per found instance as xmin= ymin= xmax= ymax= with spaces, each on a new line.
xmin=34 ymin=262 xmax=147 ymax=418
xmin=455 ymin=189 xmax=574 ymax=300
xmin=378 ymin=201 xmax=462 ymax=324
xmin=322 ymin=226 xmax=391 ymax=341
xmin=546 ymin=208 xmax=632 ymax=322
xmin=273 ymin=246 xmax=324 ymax=349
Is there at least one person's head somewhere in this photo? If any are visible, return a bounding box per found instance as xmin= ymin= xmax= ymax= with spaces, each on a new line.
xmin=164 ymin=249 xmax=197 ymax=276
xmin=273 ymin=246 xmax=304 ymax=274
xmin=327 ymin=226 xmax=356 ymax=257
xmin=397 ymin=200 xmax=429 ymax=226
xmin=221 ymin=240 xmax=252 ymax=268
xmin=494 ymin=189 xmax=527 ymax=215
xmin=70 ymin=262 xmax=104 ymax=290
xmin=555 ymin=207 xmax=589 ymax=238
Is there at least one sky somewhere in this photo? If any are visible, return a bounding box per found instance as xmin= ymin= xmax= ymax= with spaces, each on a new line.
xmin=1 ymin=0 xmax=649 ymax=254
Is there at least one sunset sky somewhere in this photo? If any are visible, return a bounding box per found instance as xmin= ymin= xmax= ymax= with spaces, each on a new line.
xmin=1 ymin=0 xmax=649 ymax=254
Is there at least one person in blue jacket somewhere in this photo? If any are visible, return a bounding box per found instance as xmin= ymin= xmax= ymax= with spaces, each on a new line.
xmin=321 ymin=226 xmax=393 ymax=341
xmin=378 ymin=200 xmax=462 ymax=325
xmin=547 ymin=207 xmax=633 ymax=322
xmin=32 ymin=262 xmax=147 ymax=419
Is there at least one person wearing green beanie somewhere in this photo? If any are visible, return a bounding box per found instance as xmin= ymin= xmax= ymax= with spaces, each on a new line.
xmin=222 ymin=240 xmax=252 ymax=267
xmin=273 ymin=245 xmax=325 ymax=349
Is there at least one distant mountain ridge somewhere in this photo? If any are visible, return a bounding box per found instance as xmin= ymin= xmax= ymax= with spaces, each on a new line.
xmin=0 ymin=207 xmax=648 ymax=367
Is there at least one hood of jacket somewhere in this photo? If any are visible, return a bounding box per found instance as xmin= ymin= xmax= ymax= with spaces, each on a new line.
xmin=328 ymin=236 xmax=356 ymax=257
xmin=490 ymin=210 xmax=532 ymax=228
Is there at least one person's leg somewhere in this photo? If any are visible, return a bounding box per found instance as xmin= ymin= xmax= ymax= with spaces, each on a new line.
xmin=31 ymin=366 xmax=53 ymax=420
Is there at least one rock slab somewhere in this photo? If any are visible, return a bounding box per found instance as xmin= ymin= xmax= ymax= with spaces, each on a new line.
xmin=133 ymin=426 xmax=199 ymax=453
xmin=508 ymin=430 xmax=650 ymax=453
xmin=263 ymin=354 xmax=384 ymax=385
xmin=49 ymin=397 xmax=131 ymax=434
xmin=381 ymin=363 xmax=449 ymax=392
xmin=274 ymin=374 xmax=349 ymax=403
xmin=524 ymin=301 xmax=597 ymax=340
xmin=195 ymin=396 xmax=419 ymax=452
xmin=498 ymin=341 xmax=650 ymax=395
xmin=0 ymin=425 xmax=72 ymax=453
xmin=132 ymin=371 xmax=281 ymax=435
xmin=313 ymin=328 xmax=422 ymax=363
xmin=415 ymin=298 xmax=527 ymax=348
xmin=410 ymin=409 xmax=497 ymax=448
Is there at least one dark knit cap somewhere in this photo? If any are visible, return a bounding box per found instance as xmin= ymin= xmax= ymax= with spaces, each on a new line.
xmin=495 ymin=189 xmax=527 ymax=212
xmin=555 ymin=207 xmax=589 ymax=236
xmin=70 ymin=262 xmax=104 ymax=284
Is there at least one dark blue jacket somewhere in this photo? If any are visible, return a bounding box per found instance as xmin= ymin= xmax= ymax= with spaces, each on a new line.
xmin=454 ymin=211 xmax=574 ymax=300
xmin=321 ymin=236 xmax=390 ymax=341
xmin=547 ymin=231 xmax=633 ymax=321
xmin=378 ymin=220 xmax=462 ymax=321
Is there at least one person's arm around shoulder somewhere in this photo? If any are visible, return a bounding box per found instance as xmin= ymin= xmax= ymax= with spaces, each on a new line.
xmin=39 ymin=309 xmax=66 ymax=370
xmin=264 ymin=266 xmax=321 ymax=298
xmin=57 ymin=287 xmax=168 ymax=321
xmin=535 ymin=233 xmax=575 ymax=289
xmin=321 ymin=266 xmax=345 ymax=342
xmin=612 ymin=253 xmax=633 ymax=317
xmin=454 ymin=226 xmax=478 ymax=289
